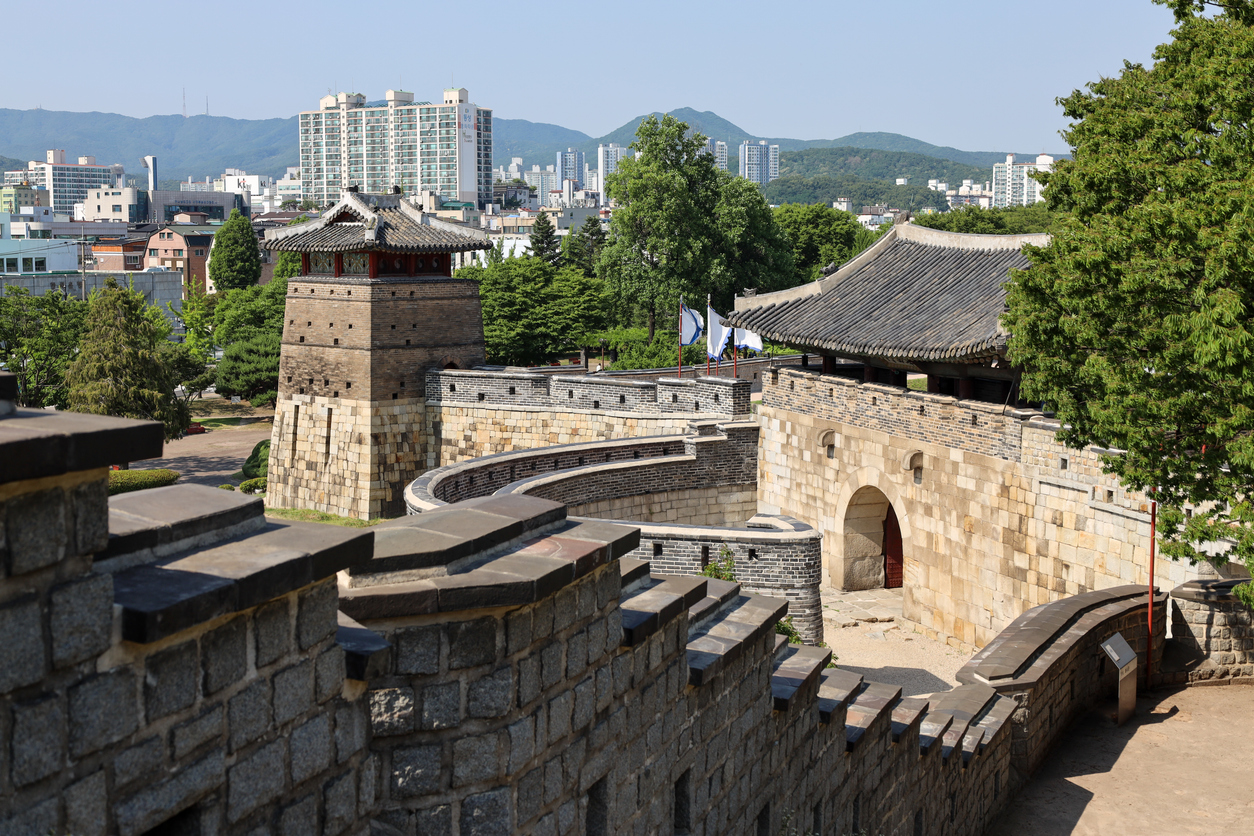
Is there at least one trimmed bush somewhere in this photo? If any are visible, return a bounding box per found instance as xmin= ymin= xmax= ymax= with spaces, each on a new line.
xmin=218 ymin=484 xmax=237 ymax=491
xmin=242 ymin=438 xmax=270 ymax=479
xmin=239 ymin=477 xmax=267 ymax=495
xmin=109 ymin=469 xmax=180 ymax=496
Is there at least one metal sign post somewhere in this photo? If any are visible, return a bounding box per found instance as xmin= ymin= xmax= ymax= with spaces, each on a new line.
xmin=1101 ymin=632 xmax=1138 ymax=725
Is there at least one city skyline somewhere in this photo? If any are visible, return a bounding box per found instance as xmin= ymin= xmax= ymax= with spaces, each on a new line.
xmin=7 ymin=0 xmax=1177 ymax=154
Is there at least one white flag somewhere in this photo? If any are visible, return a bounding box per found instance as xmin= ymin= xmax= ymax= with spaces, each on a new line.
xmin=735 ymin=327 xmax=763 ymax=352
xmin=707 ymin=303 xmax=731 ymax=360
xmin=679 ymin=301 xmax=704 ymax=346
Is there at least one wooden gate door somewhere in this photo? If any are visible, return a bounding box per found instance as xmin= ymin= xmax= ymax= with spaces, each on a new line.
xmin=883 ymin=506 xmax=903 ymax=589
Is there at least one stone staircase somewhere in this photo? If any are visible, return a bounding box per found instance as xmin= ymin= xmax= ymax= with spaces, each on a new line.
xmin=615 ymin=551 xmax=1020 ymax=767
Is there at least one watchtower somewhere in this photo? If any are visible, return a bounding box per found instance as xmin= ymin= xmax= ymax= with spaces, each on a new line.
xmin=263 ymin=190 xmax=489 ymax=518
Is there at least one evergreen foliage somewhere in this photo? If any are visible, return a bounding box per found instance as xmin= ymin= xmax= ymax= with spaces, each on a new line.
xmin=600 ymin=115 xmax=795 ymax=341
xmin=242 ymin=439 xmax=271 ymax=479
xmin=108 ymin=469 xmax=181 ymax=496
xmin=528 ymin=212 xmax=561 ymax=266
xmin=208 ymin=209 xmax=262 ymax=291
xmin=212 ymin=277 xmax=287 ymax=406
xmin=912 ymin=204 xmax=1055 ymax=235
xmin=66 ymin=279 xmax=189 ymax=440
xmin=563 ymin=215 xmax=607 ymax=277
xmin=773 ymin=203 xmax=864 ymax=283
xmin=0 ymin=287 xmax=88 ymax=408
xmin=1003 ymin=0 xmax=1254 ymax=605
xmin=458 ymin=257 xmax=607 ymax=365
xmin=779 ymin=146 xmax=989 ymax=186
xmin=171 ymin=280 xmax=214 ymax=361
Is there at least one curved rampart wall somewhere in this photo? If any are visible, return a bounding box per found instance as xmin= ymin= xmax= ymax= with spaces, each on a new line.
xmin=404 ymin=422 xmax=826 ymax=644
xmin=1168 ymin=579 xmax=1254 ymax=684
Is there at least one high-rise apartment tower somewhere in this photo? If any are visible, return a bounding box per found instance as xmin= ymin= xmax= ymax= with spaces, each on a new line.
xmin=738 ymin=141 xmax=779 ymax=187
xmin=298 ymin=89 xmax=493 ymax=209
xmin=991 ymin=154 xmax=1053 ymax=208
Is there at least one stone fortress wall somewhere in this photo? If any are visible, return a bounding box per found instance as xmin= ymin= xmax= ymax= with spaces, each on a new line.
xmin=404 ymin=421 xmax=826 ymax=644
xmin=0 ymin=376 xmax=1197 ymax=836
xmin=757 ymin=365 xmax=1221 ymax=650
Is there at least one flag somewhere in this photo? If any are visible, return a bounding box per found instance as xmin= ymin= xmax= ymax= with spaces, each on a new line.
xmin=707 ymin=303 xmax=731 ymax=360
xmin=679 ymin=301 xmax=704 ymax=346
xmin=735 ymin=327 xmax=763 ymax=352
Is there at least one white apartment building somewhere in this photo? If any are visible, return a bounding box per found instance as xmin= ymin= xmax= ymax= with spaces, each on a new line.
xmin=524 ymin=165 xmax=561 ymax=197
xmin=275 ymin=168 xmax=302 ymax=206
xmin=596 ymin=143 xmax=631 ymax=205
xmin=3 ymin=151 xmax=124 ymax=215
xmin=992 ymin=153 xmax=1053 ymax=207
xmin=298 ymin=88 xmax=493 ymax=208
xmin=495 ymin=157 xmax=527 ymax=183
xmin=738 ymin=140 xmax=779 ymax=186
xmin=556 ymin=148 xmax=584 ymax=188
xmin=702 ymin=138 xmax=729 ymax=172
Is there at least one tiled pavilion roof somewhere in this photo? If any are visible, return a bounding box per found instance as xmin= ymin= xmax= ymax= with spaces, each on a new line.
xmin=264 ymin=191 xmax=490 ymax=254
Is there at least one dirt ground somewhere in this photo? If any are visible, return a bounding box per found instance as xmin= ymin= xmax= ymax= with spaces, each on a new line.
xmin=989 ymin=684 xmax=1254 ymax=835
xmin=134 ymin=424 xmax=272 ymax=487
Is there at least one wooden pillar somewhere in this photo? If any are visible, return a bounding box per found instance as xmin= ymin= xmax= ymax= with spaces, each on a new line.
xmin=822 ymin=355 xmax=836 ymax=374
xmin=863 ymin=364 xmax=876 ymax=383
xmin=893 ymin=370 xmax=909 ymax=388
xmin=301 ymin=253 xmax=309 ymax=276
xmin=368 ymin=252 xmax=378 ymax=279
xmin=406 ymin=253 xmax=415 ymax=276
xmin=927 ymin=375 xmax=941 ymax=393
xmin=333 ymin=253 xmax=342 ymax=278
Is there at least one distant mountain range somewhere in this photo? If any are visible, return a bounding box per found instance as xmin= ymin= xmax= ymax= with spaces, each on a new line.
xmin=0 ymin=104 xmax=1063 ymax=191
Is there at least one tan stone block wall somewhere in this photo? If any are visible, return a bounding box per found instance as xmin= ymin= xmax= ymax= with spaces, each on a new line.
xmin=570 ymin=487 xmax=757 ymax=526
xmin=267 ymin=394 xmax=427 ymax=519
xmin=758 ymin=367 xmax=1204 ymax=650
xmin=426 ymin=405 xmax=705 ymax=469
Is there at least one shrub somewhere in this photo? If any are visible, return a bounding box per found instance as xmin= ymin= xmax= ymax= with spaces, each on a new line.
xmin=775 ymin=616 xmax=803 ymax=644
xmin=217 ymin=484 xmax=236 ymax=491
xmin=700 ymin=545 xmax=737 ymax=581
xmin=239 ymin=477 xmax=267 ymax=494
xmin=242 ymin=438 xmax=270 ymax=479
xmin=108 ymin=468 xmax=180 ymax=496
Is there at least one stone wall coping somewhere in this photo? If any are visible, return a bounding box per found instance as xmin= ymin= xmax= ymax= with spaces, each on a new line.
xmin=437 ymin=368 xmax=550 ymax=381
xmin=776 ymin=366 xmax=1024 ymax=416
xmin=100 ymin=485 xmax=266 ymax=564
xmin=112 ymin=520 xmax=375 ymax=644
xmin=1172 ymin=578 xmax=1248 ymax=604
xmin=586 ymin=512 xmax=820 ymax=546
xmin=958 ymin=584 xmax=1163 ymax=688
xmin=498 ymin=454 xmax=698 ymax=496
xmin=0 ymin=408 xmax=164 ymax=485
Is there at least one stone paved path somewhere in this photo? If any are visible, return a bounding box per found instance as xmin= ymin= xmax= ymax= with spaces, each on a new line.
xmin=820 ymin=586 xmax=904 ymax=627
xmin=134 ymin=425 xmax=272 ymax=488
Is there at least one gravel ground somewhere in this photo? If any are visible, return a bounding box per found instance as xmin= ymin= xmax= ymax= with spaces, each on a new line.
xmin=823 ymin=621 xmax=968 ymax=697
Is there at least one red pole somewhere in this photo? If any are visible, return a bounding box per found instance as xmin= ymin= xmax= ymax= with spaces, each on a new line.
xmin=1147 ymin=494 xmax=1157 ymax=686
xmin=706 ymin=295 xmax=711 ymax=377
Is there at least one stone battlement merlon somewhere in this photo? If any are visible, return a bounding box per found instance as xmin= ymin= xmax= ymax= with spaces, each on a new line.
xmin=426 ymin=368 xmax=751 ymax=418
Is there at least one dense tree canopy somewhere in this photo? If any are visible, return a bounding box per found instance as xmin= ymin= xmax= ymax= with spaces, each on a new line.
xmin=528 ymin=212 xmax=561 ymax=266
xmin=599 ymin=115 xmax=794 ymax=340
xmin=66 ymin=279 xmax=189 ymax=440
xmin=213 ymin=277 xmax=287 ymax=406
xmin=761 ymin=175 xmax=949 ymax=212
xmin=1003 ymin=0 xmax=1254 ymax=602
xmin=458 ymin=257 xmax=607 ymax=365
xmin=208 ymin=209 xmax=262 ymax=291
xmin=773 ymin=203 xmax=863 ymax=283
xmin=0 ymin=287 xmax=88 ymax=408
xmin=912 ymin=204 xmax=1055 ymax=235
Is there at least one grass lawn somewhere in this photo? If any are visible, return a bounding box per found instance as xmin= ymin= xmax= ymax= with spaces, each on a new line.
xmin=265 ymin=507 xmax=387 ymax=528
xmin=907 ymin=376 xmax=928 ymax=391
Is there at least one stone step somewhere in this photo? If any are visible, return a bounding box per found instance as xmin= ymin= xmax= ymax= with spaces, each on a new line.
xmin=845 ymin=681 xmax=903 ymax=752
xmin=817 ymin=668 xmax=863 ymax=725
xmin=770 ymin=644 xmax=832 ymax=712
xmin=686 ymin=593 xmax=788 ymax=687
xmin=619 ymin=557 xmax=652 ymax=593
xmin=618 ymin=574 xmax=707 ymax=648
xmin=686 ymin=577 xmax=742 ymax=635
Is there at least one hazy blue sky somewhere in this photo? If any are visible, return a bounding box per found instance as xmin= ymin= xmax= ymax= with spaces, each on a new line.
xmin=13 ymin=0 xmax=1178 ymax=151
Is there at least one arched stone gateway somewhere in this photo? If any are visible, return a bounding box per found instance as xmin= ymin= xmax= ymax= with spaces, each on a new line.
xmin=833 ymin=468 xmax=913 ymax=591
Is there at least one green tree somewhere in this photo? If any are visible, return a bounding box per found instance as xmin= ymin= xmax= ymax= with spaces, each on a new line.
xmin=564 ymin=215 xmax=607 ymax=278
xmin=271 ymin=215 xmax=310 ymax=282
xmin=459 ymin=259 xmax=606 ymax=365
xmin=773 ymin=203 xmax=862 ymax=283
xmin=912 ymin=203 xmax=1055 ymax=235
xmin=213 ymin=277 xmax=287 ymax=405
xmin=161 ymin=341 xmax=214 ymax=412
xmin=171 ymin=281 xmax=214 ymax=361
xmin=66 ymin=279 xmax=189 ymax=441
xmin=208 ymin=209 xmax=262 ymax=291
xmin=710 ymin=176 xmax=796 ymax=301
xmin=0 ymin=287 xmax=88 ymax=408
xmin=528 ymin=211 xmax=561 ymax=266
xmin=1002 ymin=0 xmax=1254 ymax=604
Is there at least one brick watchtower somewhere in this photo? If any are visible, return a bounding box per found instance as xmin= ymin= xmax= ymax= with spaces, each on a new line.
xmin=263 ymin=190 xmax=490 ymax=518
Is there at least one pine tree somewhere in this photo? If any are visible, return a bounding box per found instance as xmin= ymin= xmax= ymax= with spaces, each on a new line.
xmin=208 ymin=209 xmax=262 ymax=291
xmin=528 ymin=211 xmax=561 ymax=266
xmin=66 ymin=278 xmax=189 ymax=441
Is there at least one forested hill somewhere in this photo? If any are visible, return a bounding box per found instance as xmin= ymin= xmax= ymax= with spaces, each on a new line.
xmin=762 ymin=175 xmax=951 ymax=212
xmin=779 ymin=147 xmax=991 ymax=187
xmin=0 ymin=108 xmax=298 ymax=181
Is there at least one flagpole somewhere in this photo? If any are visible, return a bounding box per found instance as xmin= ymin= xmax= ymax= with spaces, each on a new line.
xmin=677 ymin=297 xmax=683 ymax=379
xmin=706 ymin=294 xmax=711 ymax=377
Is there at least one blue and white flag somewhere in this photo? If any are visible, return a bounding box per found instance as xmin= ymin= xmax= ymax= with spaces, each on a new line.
xmin=679 ymin=300 xmax=704 ymax=346
xmin=707 ymin=303 xmax=731 ymax=360
xmin=734 ymin=326 xmax=763 ymax=352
